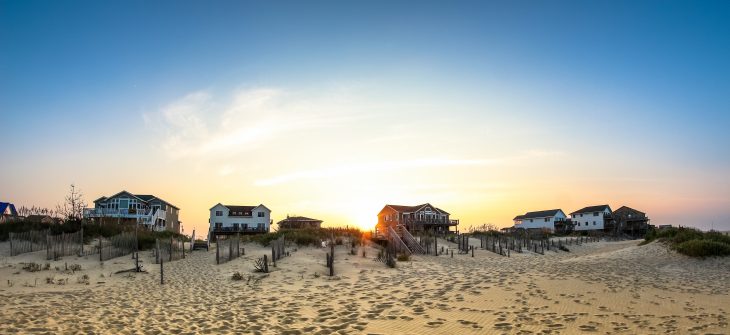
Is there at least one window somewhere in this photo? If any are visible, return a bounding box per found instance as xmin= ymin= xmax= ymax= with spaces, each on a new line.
xmin=577 ymin=222 xmax=580 ymax=226
xmin=529 ymin=219 xmax=533 ymax=223
xmin=544 ymin=218 xmax=550 ymax=222
xmin=215 ymin=210 xmax=223 ymax=216
xmin=593 ymin=212 xmax=599 ymax=216
xmin=215 ymin=222 xmax=222 ymax=229
xmin=593 ymin=221 xmax=596 ymax=225
xmin=258 ymin=212 xmax=265 ymax=217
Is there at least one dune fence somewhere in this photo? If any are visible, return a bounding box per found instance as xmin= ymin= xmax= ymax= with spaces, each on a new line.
xmin=99 ymin=231 xmax=138 ymax=261
xmin=215 ymin=234 xmax=241 ymax=265
xmin=47 ymin=230 xmax=84 ymax=260
xmin=9 ymin=229 xmax=49 ymax=256
xmin=154 ymin=237 xmax=185 ymax=264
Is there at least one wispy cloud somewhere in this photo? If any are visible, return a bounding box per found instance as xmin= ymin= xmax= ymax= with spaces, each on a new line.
xmin=254 ymin=151 xmax=563 ymax=186
xmin=144 ymin=87 xmax=369 ymax=159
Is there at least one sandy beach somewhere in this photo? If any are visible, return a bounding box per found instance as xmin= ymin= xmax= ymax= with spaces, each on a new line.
xmin=0 ymin=238 xmax=727 ymax=334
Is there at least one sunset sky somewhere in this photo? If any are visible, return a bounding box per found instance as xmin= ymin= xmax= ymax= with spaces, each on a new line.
xmin=1 ymin=1 xmax=729 ymax=234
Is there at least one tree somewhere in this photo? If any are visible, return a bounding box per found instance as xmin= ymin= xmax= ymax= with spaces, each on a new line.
xmin=57 ymin=184 xmax=87 ymax=221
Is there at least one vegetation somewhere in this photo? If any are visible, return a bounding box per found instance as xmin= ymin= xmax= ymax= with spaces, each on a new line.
xmin=248 ymin=228 xmax=363 ymax=247
xmin=643 ymin=227 xmax=730 ymax=257
xmin=1 ymin=219 xmax=188 ymax=251
xmin=396 ymin=253 xmax=410 ymax=262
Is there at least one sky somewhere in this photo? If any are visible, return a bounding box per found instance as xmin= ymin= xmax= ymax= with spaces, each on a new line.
xmin=1 ymin=0 xmax=729 ymax=234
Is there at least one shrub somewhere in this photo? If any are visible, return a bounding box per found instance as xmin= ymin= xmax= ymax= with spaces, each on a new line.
xmin=396 ymin=253 xmax=410 ymax=262
xmin=674 ymin=240 xmax=730 ymax=257
xmin=231 ymin=272 xmax=244 ymax=281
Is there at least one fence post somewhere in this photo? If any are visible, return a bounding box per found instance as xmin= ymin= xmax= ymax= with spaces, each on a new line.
xmin=100 ymin=237 xmax=103 ymax=262
xmin=263 ymin=255 xmax=269 ymax=273
xmin=160 ymin=258 xmax=164 ymax=285
xmin=216 ymin=236 xmax=220 ymax=264
xmin=156 ymin=239 xmax=160 ymax=264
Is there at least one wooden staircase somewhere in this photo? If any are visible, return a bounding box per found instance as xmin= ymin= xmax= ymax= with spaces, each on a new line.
xmin=396 ymin=225 xmax=426 ymax=254
xmin=387 ymin=226 xmax=411 ymax=255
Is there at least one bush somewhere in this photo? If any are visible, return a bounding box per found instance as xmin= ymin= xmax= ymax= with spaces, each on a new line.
xmin=674 ymin=240 xmax=730 ymax=257
xmin=645 ymin=227 xmax=730 ymax=258
xmin=231 ymin=272 xmax=244 ymax=281
xmin=396 ymin=253 xmax=410 ymax=262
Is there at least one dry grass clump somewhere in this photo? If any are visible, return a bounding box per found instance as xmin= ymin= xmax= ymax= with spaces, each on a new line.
xmin=231 ymin=272 xmax=244 ymax=281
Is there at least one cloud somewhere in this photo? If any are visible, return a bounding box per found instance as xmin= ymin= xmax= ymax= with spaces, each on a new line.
xmin=254 ymin=151 xmax=562 ymax=186
xmin=144 ymin=87 xmax=369 ymax=159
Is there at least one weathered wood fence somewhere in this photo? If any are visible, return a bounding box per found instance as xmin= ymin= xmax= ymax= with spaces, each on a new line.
xmin=155 ymin=237 xmax=185 ymax=264
xmin=47 ymin=229 xmax=84 ymax=260
xmin=9 ymin=229 xmax=49 ymax=256
xmin=99 ymin=231 xmax=137 ymax=261
xmin=215 ymin=234 xmax=240 ymax=265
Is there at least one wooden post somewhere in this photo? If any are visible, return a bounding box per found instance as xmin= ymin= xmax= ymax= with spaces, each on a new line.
xmin=215 ymin=237 xmax=220 ymax=264
xmin=135 ymin=252 xmax=139 ymax=272
xmin=100 ymin=237 xmax=103 ymax=262
xmin=471 ymin=245 xmax=474 ymax=257
xmin=160 ymin=258 xmax=164 ymax=285
xmin=451 ymin=249 xmax=453 ymax=258
xmin=263 ymin=255 xmax=269 ymax=273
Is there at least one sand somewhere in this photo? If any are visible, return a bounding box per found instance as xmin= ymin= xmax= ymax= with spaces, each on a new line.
xmin=0 ymin=238 xmax=728 ymax=334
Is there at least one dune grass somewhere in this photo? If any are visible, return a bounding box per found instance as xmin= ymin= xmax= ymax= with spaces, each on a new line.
xmin=643 ymin=227 xmax=730 ymax=257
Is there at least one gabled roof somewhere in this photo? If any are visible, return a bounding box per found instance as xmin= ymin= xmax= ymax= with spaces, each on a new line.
xmin=614 ymin=206 xmax=645 ymax=216
xmin=522 ymin=209 xmax=564 ymax=219
xmin=0 ymin=202 xmax=18 ymax=216
xmin=570 ymin=205 xmax=611 ymax=215
xmin=99 ymin=191 xmax=179 ymax=209
xmin=513 ymin=215 xmax=525 ymax=220
xmin=382 ymin=203 xmax=449 ymax=215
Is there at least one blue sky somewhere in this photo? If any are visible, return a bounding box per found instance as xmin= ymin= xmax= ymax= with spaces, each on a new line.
xmin=1 ymin=1 xmax=729 ymax=232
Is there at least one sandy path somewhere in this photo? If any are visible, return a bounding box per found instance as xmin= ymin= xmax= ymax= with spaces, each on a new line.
xmin=0 ymin=239 xmax=728 ymax=334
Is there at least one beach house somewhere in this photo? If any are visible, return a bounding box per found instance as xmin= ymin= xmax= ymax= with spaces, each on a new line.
xmin=605 ymin=206 xmax=650 ymax=237
xmin=208 ymin=203 xmax=271 ymax=237
xmin=277 ymin=215 xmax=323 ymax=230
xmin=375 ymin=203 xmax=459 ymax=237
xmin=83 ymin=191 xmax=181 ymax=233
xmin=513 ymin=209 xmax=568 ymax=232
xmin=570 ymin=205 xmax=612 ymax=231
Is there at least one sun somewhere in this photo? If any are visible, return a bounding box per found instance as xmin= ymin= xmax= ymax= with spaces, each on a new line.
xmin=350 ymin=213 xmax=377 ymax=232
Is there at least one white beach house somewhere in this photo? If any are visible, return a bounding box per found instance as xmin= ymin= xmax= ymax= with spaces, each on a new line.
xmin=570 ymin=205 xmax=612 ymax=231
xmin=513 ymin=209 xmax=567 ymax=231
xmin=208 ymin=203 xmax=272 ymax=237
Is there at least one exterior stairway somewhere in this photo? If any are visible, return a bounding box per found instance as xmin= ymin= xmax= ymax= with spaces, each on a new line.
xmin=387 ymin=226 xmax=412 ymax=255
xmin=396 ymin=225 xmax=426 ymax=254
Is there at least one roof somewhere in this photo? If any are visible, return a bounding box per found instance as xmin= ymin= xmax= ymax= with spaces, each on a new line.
xmin=522 ymin=209 xmax=563 ymax=219
xmin=99 ymin=191 xmax=179 ymax=209
xmin=25 ymin=215 xmax=52 ymax=221
xmin=513 ymin=215 xmax=525 ymax=220
xmin=134 ymin=194 xmax=156 ymax=201
xmin=614 ymin=206 xmax=645 ymax=216
xmin=0 ymin=202 xmax=18 ymax=216
xmin=383 ymin=203 xmax=450 ymax=215
xmin=570 ymin=205 xmax=611 ymax=215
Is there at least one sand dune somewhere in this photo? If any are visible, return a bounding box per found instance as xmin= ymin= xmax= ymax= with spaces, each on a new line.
xmin=0 ymin=239 xmax=728 ymax=334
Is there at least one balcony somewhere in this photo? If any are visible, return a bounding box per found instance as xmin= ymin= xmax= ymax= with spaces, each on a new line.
xmin=83 ymin=208 xmax=166 ymax=224
xmin=401 ymin=218 xmax=459 ymax=226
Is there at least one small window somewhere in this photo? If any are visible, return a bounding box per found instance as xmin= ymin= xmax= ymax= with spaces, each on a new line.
xmin=544 ymin=218 xmax=549 ymax=222
xmin=593 ymin=221 xmax=596 ymax=225
xmin=529 ymin=219 xmax=533 ymax=223
xmin=594 ymin=212 xmax=599 ymax=216
xmin=258 ymin=212 xmax=265 ymax=217
xmin=215 ymin=210 xmax=223 ymax=216
xmin=579 ymin=214 xmax=583 ymax=217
